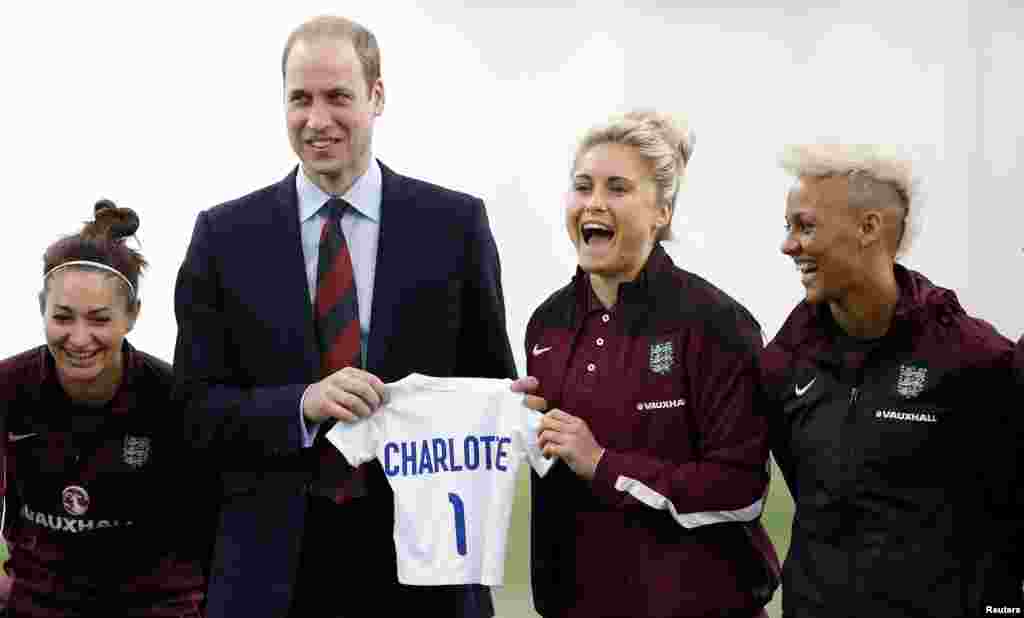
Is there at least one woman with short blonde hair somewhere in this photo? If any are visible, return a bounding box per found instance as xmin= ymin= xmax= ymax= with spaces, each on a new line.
xmin=515 ymin=110 xmax=779 ymax=617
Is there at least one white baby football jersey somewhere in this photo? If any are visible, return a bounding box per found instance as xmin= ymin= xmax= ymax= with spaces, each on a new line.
xmin=326 ymin=373 xmax=555 ymax=586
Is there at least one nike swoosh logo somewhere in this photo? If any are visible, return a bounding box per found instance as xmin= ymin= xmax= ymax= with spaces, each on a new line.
xmin=795 ymin=378 xmax=816 ymax=397
xmin=532 ymin=344 xmax=553 ymax=357
xmin=9 ymin=433 xmax=39 ymax=442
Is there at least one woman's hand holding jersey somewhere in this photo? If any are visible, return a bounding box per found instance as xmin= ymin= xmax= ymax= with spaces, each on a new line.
xmin=510 ymin=375 xmax=547 ymax=412
xmin=536 ymin=409 xmax=605 ymax=481
xmin=512 ymin=376 xmax=605 ymax=481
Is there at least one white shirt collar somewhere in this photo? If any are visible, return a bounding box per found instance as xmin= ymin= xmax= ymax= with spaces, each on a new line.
xmin=296 ymin=158 xmax=383 ymax=223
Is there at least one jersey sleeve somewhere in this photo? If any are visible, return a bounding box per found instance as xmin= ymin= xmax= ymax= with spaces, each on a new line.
xmin=325 ymin=416 xmax=380 ymax=468
xmin=513 ymin=397 xmax=555 ymax=477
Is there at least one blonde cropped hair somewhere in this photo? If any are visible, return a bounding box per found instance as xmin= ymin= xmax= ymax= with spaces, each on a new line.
xmin=780 ymin=143 xmax=919 ymax=256
xmin=574 ymin=110 xmax=695 ymax=242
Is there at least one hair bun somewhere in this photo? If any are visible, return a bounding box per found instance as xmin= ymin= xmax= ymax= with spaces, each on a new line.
xmin=94 ymin=198 xmax=118 ymax=216
xmin=623 ymin=110 xmax=694 ymax=167
xmin=89 ymin=199 xmax=140 ymax=241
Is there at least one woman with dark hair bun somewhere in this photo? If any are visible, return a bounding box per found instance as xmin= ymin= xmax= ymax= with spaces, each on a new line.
xmin=0 ymin=201 xmax=211 ymax=617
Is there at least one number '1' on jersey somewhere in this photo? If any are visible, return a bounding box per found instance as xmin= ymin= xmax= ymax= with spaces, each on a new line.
xmin=326 ymin=373 xmax=555 ymax=586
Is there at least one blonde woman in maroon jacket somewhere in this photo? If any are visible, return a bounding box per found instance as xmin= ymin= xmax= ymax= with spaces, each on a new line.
xmin=763 ymin=144 xmax=1020 ymax=617
xmin=513 ymin=110 xmax=779 ymax=618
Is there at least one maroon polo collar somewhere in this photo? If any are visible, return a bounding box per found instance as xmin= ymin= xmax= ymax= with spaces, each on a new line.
xmin=573 ymin=244 xmax=670 ymax=321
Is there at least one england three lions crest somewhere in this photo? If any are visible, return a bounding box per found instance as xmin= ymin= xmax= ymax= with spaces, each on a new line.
xmin=649 ymin=340 xmax=675 ymax=375
xmin=896 ymin=364 xmax=928 ymax=399
xmin=123 ymin=436 xmax=151 ymax=468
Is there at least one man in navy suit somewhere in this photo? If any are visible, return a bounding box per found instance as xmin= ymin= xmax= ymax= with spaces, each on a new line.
xmin=173 ymin=15 xmax=515 ymax=618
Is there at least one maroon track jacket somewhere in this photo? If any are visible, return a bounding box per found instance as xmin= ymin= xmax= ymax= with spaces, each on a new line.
xmin=526 ymin=245 xmax=779 ymax=618
xmin=0 ymin=343 xmax=212 ymax=617
xmin=763 ymin=264 xmax=1021 ymax=617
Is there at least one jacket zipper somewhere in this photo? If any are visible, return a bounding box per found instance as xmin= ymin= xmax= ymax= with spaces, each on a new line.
xmin=845 ymin=384 xmax=861 ymax=611
xmin=842 ymin=386 xmax=860 ymax=485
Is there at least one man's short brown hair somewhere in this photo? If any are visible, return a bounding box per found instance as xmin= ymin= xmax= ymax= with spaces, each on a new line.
xmin=281 ymin=15 xmax=381 ymax=93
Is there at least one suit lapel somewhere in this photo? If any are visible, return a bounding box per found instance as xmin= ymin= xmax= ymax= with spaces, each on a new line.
xmin=269 ymin=167 xmax=320 ymax=377
xmin=366 ymin=162 xmax=411 ymax=376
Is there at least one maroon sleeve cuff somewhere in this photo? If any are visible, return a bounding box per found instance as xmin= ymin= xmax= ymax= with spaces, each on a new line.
xmin=590 ymin=448 xmax=630 ymax=507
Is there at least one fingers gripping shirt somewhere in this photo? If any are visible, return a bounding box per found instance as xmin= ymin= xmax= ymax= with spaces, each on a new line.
xmin=326 ymin=374 xmax=555 ymax=586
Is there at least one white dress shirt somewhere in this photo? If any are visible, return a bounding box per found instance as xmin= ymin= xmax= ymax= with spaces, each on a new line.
xmin=296 ymin=159 xmax=383 ymax=445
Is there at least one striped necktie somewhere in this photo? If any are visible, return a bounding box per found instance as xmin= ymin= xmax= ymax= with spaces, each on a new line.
xmin=311 ymin=197 xmax=368 ymax=503
xmin=315 ymin=198 xmax=361 ymax=371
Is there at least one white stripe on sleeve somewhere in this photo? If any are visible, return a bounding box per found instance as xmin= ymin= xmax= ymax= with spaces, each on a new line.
xmin=613 ymin=474 xmax=763 ymax=528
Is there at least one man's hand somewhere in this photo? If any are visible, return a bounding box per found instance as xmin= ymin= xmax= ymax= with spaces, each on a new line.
xmin=303 ymin=367 xmax=387 ymax=425
xmin=511 ymin=375 xmax=548 ymax=412
xmin=537 ymin=409 xmax=605 ymax=481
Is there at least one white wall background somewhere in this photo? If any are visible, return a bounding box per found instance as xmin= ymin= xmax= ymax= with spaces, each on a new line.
xmin=1 ymin=0 xmax=1020 ymax=371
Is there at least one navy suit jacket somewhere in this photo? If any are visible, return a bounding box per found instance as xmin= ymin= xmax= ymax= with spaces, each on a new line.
xmin=173 ymin=163 xmax=516 ymax=618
